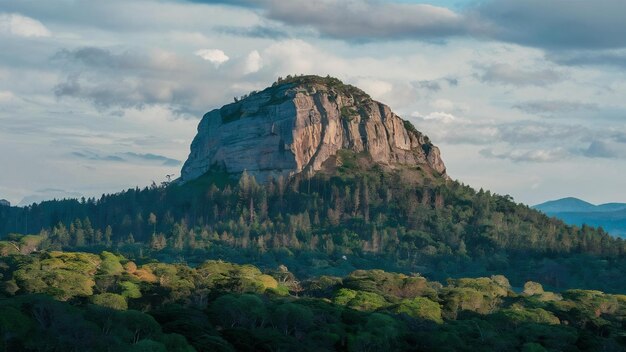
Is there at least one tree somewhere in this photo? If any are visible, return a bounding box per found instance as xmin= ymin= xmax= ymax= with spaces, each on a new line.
xmin=104 ymin=226 xmax=113 ymax=247
xmin=272 ymin=303 xmax=313 ymax=336
xmin=120 ymin=310 xmax=161 ymax=344
xmin=148 ymin=213 xmax=157 ymax=235
xmin=91 ymin=293 xmax=128 ymax=310
xmin=150 ymin=233 xmax=167 ymax=251
xmin=99 ymin=251 xmax=124 ymax=275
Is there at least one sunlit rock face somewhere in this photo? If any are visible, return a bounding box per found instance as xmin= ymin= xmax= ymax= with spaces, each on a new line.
xmin=181 ymin=76 xmax=447 ymax=182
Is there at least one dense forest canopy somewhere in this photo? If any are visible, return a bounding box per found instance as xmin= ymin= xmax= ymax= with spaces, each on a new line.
xmin=1 ymin=249 xmax=625 ymax=351
xmin=2 ymin=153 xmax=625 ymax=293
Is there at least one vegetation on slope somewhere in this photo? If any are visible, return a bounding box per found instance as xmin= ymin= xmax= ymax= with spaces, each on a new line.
xmin=1 ymin=153 xmax=625 ymax=292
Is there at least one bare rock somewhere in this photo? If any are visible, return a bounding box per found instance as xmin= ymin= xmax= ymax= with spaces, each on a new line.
xmin=181 ymin=76 xmax=447 ymax=182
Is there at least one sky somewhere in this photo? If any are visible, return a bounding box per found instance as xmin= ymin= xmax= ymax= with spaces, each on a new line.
xmin=1 ymin=0 xmax=626 ymax=207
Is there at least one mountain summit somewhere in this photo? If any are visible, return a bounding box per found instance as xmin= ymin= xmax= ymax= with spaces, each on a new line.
xmin=181 ymin=75 xmax=447 ymax=182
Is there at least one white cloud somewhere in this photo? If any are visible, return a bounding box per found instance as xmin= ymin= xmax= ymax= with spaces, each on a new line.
xmin=513 ymin=100 xmax=599 ymax=115
xmin=243 ymin=50 xmax=262 ymax=74
xmin=0 ymin=13 xmax=51 ymax=37
xmin=0 ymin=90 xmax=17 ymax=103
xmin=194 ymin=48 xmax=229 ymax=66
xmin=582 ymin=140 xmax=626 ymax=159
xmin=429 ymin=98 xmax=469 ymax=113
xmin=478 ymin=63 xmax=564 ymax=86
xmin=430 ymin=99 xmax=455 ymax=111
xmin=261 ymin=40 xmax=321 ymax=74
xmin=480 ymin=148 xmax=568 ymax=163
xmin=412 ymin=111 xmax=458 ymax=124
xmin=355 ymin=78 xmax=393 ymax=99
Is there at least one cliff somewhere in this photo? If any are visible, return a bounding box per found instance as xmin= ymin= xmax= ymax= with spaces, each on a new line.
xmin=181 ymin=75 xmax=447 ymax=182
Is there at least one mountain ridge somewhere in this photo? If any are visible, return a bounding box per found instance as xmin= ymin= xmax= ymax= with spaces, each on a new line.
xmin=534 ymin=197 xmax=626 ymax=238
xmin=534 ymin=197 xmax=626 ymax=213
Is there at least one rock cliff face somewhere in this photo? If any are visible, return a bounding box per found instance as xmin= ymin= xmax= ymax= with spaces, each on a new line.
xmin=181 ymin=76 xmax=447 ymax=182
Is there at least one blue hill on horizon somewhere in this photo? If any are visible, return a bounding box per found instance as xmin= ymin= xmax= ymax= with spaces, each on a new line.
xmin=534 ymin=197 xmax=626 ymax=238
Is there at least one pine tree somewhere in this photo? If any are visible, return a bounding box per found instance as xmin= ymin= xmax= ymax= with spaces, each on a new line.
xmin=104 ymin=226 xmax=113 ymax=247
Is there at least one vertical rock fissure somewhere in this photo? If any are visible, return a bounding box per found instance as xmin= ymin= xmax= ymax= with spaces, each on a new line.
xmin=377 ymin=103 xmax=395 ymax=155
xmin=303 ymin=93 xmax=330 ymax=176
xmin=358 ymin=117 xmax=369 ymax=152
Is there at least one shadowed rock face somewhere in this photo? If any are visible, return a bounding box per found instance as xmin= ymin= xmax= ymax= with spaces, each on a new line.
xmin=181 ymin=76 xmax=447 ymax=182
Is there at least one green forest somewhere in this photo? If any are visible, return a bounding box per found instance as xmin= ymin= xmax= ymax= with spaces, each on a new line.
xmin=2 ymin=154 xmax=626 ymax=350
xmin=1 ymin=249 xmax=625 ymax=351
xmin=1 ymin=154 xmax=625 ymax=292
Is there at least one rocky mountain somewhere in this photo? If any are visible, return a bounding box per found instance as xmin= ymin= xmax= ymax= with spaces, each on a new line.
xmin=3 ymin=76 xmax=626 ymax=295
xmin=181 ymin=75 xmax=447 ymax=183
xmin=0 ymin=199 xmax=10 ymax=207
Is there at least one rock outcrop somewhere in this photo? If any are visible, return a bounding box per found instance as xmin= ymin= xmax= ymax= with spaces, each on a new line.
xmin=181 ymin=76 xmax=447 ymax=182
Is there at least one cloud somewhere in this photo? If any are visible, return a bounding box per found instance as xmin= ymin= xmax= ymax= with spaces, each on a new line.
xmin=477 ymin=63 xmax=564 ymax=86
xmin=548 ymin=49 xmax=626 ymax=68
xmin=430 ymin=98 xmax=468 ymax=113
xmin=72 ymin=150 xmax=181 ymax=166
xmin=412 ymin=111 xmax=458 ymax=124
xmin=0 ymin=90 xmax=17 ymax=103
xmin=259 ymin=39 xmax=327 ymax=74
xmin=187 ymin=0 xmax=626 ymax=52
xmin=0 ymin=13 xmax=51 ymax=37
xmin=416 ymin=109 xmax=626 ymax=164
xmin=582 ymin=140 xmax=622 ymax=159
xmin=413 ymin=80 xmax=441 ymax=92
xmin=413 ymin=113 xmax=595 ymax=149
xmin=52 ymin=41 xmax=386 ymax=114
xmin=611 ymin=132 xmax=626 ymax=144
xmin=480 ymin=148 xmax=568 ymax=163
xmin=52 ymin=47 xmax=180 ymax=71
xmin=474 ymin=0 xmax=626 ymax=50
xmin=54 ymin=73 xmax=180 ymax=111
xmin=52 ymin=46 xmax=235 ymax=114
xmin=19 ymin=188 xmax=83 ymax=207
xmin=513 ymin=100 xmax=599 ymax=116
xmin=355 ymin=78 xmax=393 ymax=98
xmin=498 ymin=122 xmax=586 ymax=144
xmin=215 ymin=24 xmax=291 ymax=39
xmin=264 ymin=0 xmax=469 ymax=41
xmin=189 ymin=0 xmax=471 ymax=41
xmin=72 ymin=151 xmax=125 ymax=162
xmin=243 ymin=50 xmax=262 ymax=74
xmin=0 ymin=0 xmax=263 ymax=34
xmin=122 ymin=152 xmax=182 ymax=166
xmin=194 ymin=48 xmax=229 ymax=66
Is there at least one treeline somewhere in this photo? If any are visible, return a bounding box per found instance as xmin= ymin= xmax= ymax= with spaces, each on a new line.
xmin=1 ymin=158 xmax=625 ymax=290
xmin=1 ymin=250 xmax=625 ymax=351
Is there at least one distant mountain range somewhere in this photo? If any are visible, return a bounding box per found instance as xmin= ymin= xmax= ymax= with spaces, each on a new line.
xmin=534 ymin=197 xmax=626 ymax=238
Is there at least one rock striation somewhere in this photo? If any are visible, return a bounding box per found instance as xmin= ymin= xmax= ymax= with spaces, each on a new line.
xmin=181 ymin=76 xmax=447 ymax=182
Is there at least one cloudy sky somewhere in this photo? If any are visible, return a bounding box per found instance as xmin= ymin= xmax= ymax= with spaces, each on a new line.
xmin=1 ymin=0 xmax=626 ymax=206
